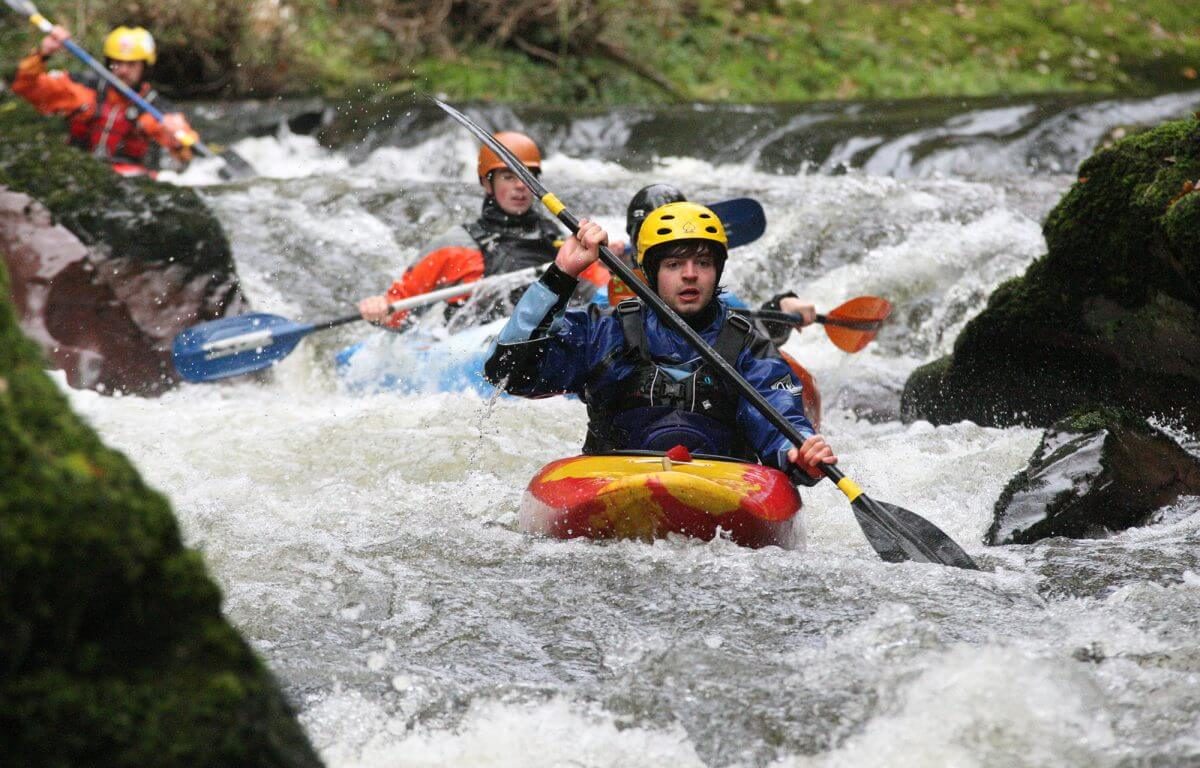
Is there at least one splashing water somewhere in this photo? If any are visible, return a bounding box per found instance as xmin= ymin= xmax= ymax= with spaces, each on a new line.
xmin=63 ymin=93 xmax=1200 ymax=767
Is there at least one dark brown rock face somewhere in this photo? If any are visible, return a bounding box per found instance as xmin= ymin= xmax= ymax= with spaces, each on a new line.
xmin=987 ymin=409 xmax=1200 ymax=545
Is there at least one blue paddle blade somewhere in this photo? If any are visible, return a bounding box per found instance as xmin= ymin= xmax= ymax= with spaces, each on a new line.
xmin=172 ymin=312 xmax=315 ymax=383
xmin=709 ymin=198 xmax=766 ymax=249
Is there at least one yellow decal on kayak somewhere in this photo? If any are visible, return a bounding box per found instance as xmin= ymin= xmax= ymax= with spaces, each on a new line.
xmin=541 ymin=193 xmax=566 ymax=215
xmin=540 ymin=455 xmax=754 ymax=492
xmin=836 ymin=477 xmax=863 ymax=502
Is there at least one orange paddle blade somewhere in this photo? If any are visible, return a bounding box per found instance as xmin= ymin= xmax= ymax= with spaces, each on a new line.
xmin=822 ymin=296 xmax=892 ymax=353
xmin=779 ymin=351 xmax=821 ymax=432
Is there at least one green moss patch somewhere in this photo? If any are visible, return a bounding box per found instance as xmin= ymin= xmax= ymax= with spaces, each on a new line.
xmin=902 ymin=115 xmax=1200 ymax=431
xmin=0 ymin=259 xmax=320 ymax=766
xmin=0 ymin=98 xmax=234 ymax=281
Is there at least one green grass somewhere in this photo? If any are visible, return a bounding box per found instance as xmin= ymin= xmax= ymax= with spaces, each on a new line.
xmin=2 ymin=0 xmax=1198 ymax=103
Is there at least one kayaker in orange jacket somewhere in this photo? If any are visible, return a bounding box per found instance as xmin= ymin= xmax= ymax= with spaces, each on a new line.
xmin=357 ymin=131 xmax=617 ymax=331
xmin=11 ymin=24 xmax=197 ymax=174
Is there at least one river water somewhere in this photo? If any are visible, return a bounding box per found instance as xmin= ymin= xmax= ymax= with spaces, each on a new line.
xmin=61 ymin=91 xmax=1200 ymax=767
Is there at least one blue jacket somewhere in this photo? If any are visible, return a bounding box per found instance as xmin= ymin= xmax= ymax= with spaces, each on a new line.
xmin=485 ymin=265 xmax=816 ymax=473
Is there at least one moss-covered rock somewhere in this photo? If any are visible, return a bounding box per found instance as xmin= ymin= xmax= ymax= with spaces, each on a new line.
xmin=986 ymin=407 xmax=1200 ymax=545
xmin=0 ymin=259 xmax=321 ymax=766
xmin=0 ymin=96 xmax=246 ymax=395
xmin=901 ymin=115 xmax=1200 ymax=431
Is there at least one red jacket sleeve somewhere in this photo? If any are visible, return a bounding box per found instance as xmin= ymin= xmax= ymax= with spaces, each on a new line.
xmin=381 ymin=246 xmax=485 ymax=328
xmin=135 ymin=111 xmax=196 ymax=162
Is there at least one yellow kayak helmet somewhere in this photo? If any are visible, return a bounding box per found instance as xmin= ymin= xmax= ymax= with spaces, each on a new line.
xmin=104 ymin=26 xmax=156 ymax=65
xmin=635 ymin=201 xmax=728 ymax=269
xmin=635 ymin=201 xmax=729 ymax=290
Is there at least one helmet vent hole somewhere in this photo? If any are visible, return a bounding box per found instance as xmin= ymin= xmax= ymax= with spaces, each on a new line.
xmin=656 ymin=227 xmax=672 ymax=235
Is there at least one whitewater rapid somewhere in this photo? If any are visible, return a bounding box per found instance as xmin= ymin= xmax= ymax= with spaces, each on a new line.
xmin=65 ymin=93 xmax=1200 ymax=767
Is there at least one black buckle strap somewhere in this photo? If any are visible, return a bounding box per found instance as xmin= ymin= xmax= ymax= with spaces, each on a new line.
xmin=615 ymin=299 xmax=649 ymax=362
xmin=713 ymin=311 xmax=752 ymax=366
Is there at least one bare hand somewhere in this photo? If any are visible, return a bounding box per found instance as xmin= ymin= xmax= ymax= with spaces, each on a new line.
xmin=39 ymin=25 xmax=70 ymax=57
xmin=780 ymin=296 xmax=817 ymax=326
xmin=161 ymin=113 xmax=197 ymax=148
xmin=787 ymin=434 xmax=837 ymax=479
xmin=555 ymin=219 xmax=608 ymax=278
xmin=358 ymin=295 xmax=390 ymax=323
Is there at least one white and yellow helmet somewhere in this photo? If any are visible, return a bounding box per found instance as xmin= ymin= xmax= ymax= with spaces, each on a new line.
xmin=104 ymin=26 xmax=156 ymax=65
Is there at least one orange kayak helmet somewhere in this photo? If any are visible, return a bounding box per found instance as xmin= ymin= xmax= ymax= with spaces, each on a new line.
xmin=477 ymin=131 xmax=542 ymax=181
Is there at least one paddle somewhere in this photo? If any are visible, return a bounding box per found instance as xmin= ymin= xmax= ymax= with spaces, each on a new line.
xmin=708 ymin=198 xmax=765 ymax=249
xmin=750 ymin=295 xmax=893 ymax=353
xmin=173 ymin=264 xmax=547 ymax=383
xmin=434 ymin=96 xmax=977 ymax=570
xmin=3 ymin=0 xmax=256 ymax=180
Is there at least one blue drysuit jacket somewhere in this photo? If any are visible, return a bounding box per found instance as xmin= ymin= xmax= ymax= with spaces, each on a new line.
xmin=484 ymin=265 xmax=817 ymax=474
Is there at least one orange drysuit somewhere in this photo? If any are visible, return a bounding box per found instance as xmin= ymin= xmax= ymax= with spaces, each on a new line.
xmin=12 ymin=52 xmax=192 ymax=169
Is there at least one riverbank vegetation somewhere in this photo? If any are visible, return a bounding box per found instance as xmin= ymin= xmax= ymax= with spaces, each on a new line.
xmin=1 ymin=1 xmax=1197 ymax=104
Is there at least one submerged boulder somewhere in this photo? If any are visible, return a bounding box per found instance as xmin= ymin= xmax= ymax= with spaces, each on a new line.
xmin=0 ymin=260 xmax=322 ymax=766
xmin=0 ymin=96 xmax=246 ymax=395
xmin=902 ymin=115 xmax=1200 ymax=431
xmin=987 ymin=408 xmax=1200 ymax=545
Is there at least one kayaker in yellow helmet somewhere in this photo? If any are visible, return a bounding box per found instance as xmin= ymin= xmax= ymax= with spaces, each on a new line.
xmin=617 ymin=183 xmax=818 ymax=345
xmin=357 ymin=131 xmax=617 ymax=330
xmin=485 ymin=203 xmax=836 ymax=482
xmin=12 ymin=23 xmax=197 ymax=174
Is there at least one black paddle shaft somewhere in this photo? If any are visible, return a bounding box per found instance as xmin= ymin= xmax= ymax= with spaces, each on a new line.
xmin=752 ymin=309 xmax=883 ymax=332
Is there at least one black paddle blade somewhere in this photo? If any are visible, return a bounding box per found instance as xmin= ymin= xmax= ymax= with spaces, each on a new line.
xmin=851 ymin=496 xmax=978 ymax=570
xmin=217 ymin=149 xmax=256 ymax=180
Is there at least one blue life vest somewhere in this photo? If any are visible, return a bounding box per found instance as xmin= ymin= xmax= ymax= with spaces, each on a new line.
xmin=581 ymin=300 xmax=755 ymax=459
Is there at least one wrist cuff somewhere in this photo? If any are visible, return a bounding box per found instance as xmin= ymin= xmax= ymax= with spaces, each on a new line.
xmin=764 ymin=291 xmax=799 ymax=312
xmin=540 ymin=263 xmax=579 ymax=297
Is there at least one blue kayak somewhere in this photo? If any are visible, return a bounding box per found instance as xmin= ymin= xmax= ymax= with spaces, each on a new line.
xmin=333 ymin=288 xmax=753 ymax=395
xmin=334 ymin=317 xmax=505 ymax=395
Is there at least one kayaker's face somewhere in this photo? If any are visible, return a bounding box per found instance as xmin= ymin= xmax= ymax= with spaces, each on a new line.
xmin=656 ymin=253 xmax=717 ymax=316
xmin=484 ymin=170 xmax=534 ymax=216
xmin=108 ymin=59 xmax=146 ymax=89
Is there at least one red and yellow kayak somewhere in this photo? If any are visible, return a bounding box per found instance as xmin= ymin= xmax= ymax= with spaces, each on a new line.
xmin=520 ymin=450 xmax=803 ymax=549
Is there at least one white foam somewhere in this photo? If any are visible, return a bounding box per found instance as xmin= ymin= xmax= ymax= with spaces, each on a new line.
xmin=771 ymin=645 xmax=1118 ymax=768
xmin=305 ymin=693 xmax=705 ymax=768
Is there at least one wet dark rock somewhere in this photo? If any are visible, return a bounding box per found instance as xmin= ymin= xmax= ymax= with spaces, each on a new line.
xmin=187 ymin=97 xmax=332 ymax=144
xmin=0 ymin=96 xmax=247 ymax=396
xmin=902 ymin=115 xmax=1200 ymax=432
xmin=987 ymin=408 xmax=1200 ymax=545
xmin=0 ymin=260 xmax=322 ymax=767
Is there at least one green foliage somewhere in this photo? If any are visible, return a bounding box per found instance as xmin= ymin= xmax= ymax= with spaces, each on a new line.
xmin=2 ymin=0 xmax=1199 ymax=103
